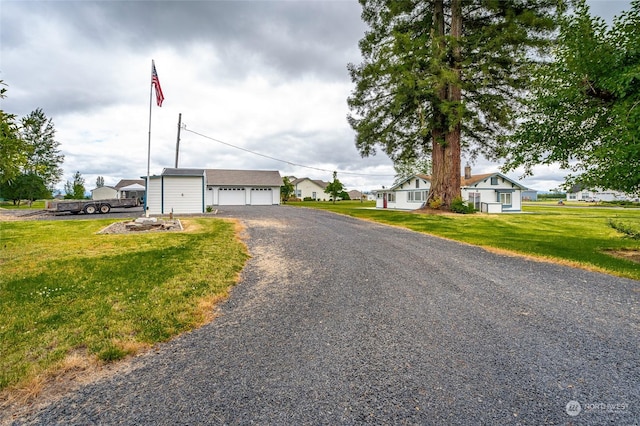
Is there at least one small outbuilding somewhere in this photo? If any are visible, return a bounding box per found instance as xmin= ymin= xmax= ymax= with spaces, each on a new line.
xmin=91 ymin=186 xmax=118 ymax=200
xmin=145 ymin=168 xmax=282 ymax=214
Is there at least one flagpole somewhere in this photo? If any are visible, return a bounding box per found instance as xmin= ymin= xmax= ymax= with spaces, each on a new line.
xmin=146 ymin=60 xmax=153 ymax=217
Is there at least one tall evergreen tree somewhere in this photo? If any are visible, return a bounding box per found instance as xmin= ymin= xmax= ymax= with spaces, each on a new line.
xmin=20 ymin=108 xmax=64 ymax=191
xmin=348 ymin=0 xmax=557 ymax=208
xmin=502 ymin=0 xmax=640 ymax=194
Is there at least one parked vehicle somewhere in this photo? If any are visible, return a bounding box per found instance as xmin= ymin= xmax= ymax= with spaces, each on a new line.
xmin=45 ymin=198 xmax=140 ymax=214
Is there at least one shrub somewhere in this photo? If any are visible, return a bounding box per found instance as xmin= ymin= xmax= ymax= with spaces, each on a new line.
xmin=428 ymin=196 xmax=443 ymax=209
xmin=450 ymin=197 xmax=475 ymax=214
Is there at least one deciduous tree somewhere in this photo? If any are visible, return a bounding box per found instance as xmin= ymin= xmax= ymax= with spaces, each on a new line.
xmin=0 ymin=82 xmax=26 ymax=185
xmin=502 ymin=0 xmax=640 ymax=194
xmin=0 ymin=173 xmax=50 ymax=206
xmin=324 ymin=171 xmax=345 ymax=204
xmin=20 ymin=108 xmax=64 ymax=191
xmin=280 ymin=176 xmax=294 ymax=203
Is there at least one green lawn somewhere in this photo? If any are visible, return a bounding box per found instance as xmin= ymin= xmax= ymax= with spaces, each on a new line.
xmin=0 ymin=200 xmax=46 ymax=209
xmin=294 ymin=201 xmax=640 ymax=280
xmin=0 ymin=218 xmax=248 ymax=392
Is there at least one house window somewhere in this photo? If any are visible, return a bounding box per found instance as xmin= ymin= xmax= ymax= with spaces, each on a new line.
xmin=500 ymin=192 xmax=512 ymax=206
xmin=295 ymin=190 xmax=302 ymax=197
xmin=415 ymin=179 xmax=420 ymax=189
xmin=407 ymin=191 xmax=426 ymax=202
xmin=491 ymin=177 xmax=499 ymax=185
xmin=312 ymin=191 xmax=316 ymax=199
xmin=387 ymin=192 xmax=396 ymax=202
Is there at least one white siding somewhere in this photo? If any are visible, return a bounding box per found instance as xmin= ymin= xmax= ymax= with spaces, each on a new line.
xmin=250 ymin=188 xmax=273 ymax=205
xmin=163 ymin=176 xmax=203 ymax=214
xmin=147 ymin=178 xmax=163 ymax=215
xmin=91 ymin=186 xmax=118 ymax=200
xmin=218 ymin=188 xmax=246 ymax=205
xmin=294 ymin=180 xmax=327 ymax=200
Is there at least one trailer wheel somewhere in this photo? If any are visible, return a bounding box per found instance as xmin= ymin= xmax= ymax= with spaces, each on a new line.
xmin=99 ymin=204 xmax=111 ymax=214
xmin=84 ymin=204 xmax=97 ymax=214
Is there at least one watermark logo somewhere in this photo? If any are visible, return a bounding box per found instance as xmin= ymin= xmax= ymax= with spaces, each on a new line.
xmin=566 ymin=400 xmax=629 ymax=417
xmin=566 ymin=400 xmax=582 ymax=417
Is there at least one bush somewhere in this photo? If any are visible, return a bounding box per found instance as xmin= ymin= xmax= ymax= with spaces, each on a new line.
xmin=450 ymin=197 xmax=475 ymax=214
xmin=428 ymin=196 xmax=443 ymax=209
xmin=303 ymin=197 xmax=315 ymax=201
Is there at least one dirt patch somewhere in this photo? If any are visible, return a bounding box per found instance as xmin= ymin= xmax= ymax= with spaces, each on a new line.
xmin=0 ymin=350 xmax=143 ymax=425
xmin=606 ymin=249 xmax=640 ymax=264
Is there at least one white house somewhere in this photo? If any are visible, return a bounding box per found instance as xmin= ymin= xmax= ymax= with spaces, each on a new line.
xmin=376 ymin=169 xmax=527 ymax=213
xmin=566 ymin=185 xmax=639 ymax=202
xmin=290 ymin=177 xmax=329 ymax=200
xmin=145 ymin=168 xmax=282 ymax=214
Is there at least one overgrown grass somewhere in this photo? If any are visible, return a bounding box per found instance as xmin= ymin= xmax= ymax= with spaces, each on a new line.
xmin=0 ymin=218 xmax=248 ymax=392
xmin=296 ymin=201 xmax=640 ymax=280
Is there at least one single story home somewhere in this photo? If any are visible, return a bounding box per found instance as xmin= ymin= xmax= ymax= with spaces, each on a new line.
xmin=145 ymin=168 xmax=282 ymax=214
xmin=375 ymin=168 xmax=527 ymax=213
xmin=290 ymin=177 xmax=329 ymax=200
xmin=566 ymin=185 xmax=639 ymax=202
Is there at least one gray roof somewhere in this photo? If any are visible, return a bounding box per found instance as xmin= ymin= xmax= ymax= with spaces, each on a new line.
xmin=162 ymin=168 xmax=205 ymax=176
xmin=205 ymin=169 xmax=282 ymax=186
xmin=115 ymin=179 xmax=145 ymax=189
xmin=291 ymin=177 xmax=329 ymax=189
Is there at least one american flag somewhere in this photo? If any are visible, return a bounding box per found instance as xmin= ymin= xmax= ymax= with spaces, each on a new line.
xmin=151 ymin=60 xmax=164 ymax=107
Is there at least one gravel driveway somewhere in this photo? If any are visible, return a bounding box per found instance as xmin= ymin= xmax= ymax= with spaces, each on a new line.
xmin=11 ymin=206 xmax=639 ymax=425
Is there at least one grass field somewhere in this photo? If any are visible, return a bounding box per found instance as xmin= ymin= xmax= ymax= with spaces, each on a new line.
xmin=294 ymin=201 xmax=640 ymax=280
xmin=0 ymin=217 xmax=248 ymax=393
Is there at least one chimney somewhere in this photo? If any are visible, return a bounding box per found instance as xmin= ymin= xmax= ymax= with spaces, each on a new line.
xmin=464 ymin=164 xmax=472 ymax=180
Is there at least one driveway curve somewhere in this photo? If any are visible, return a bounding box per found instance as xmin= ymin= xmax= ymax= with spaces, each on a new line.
xmin=12 ymin=206 xmax=639 ymax=425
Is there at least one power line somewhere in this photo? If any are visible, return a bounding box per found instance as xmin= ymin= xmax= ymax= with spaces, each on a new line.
xmin=182 ymin=128 xmax=395 ymax=178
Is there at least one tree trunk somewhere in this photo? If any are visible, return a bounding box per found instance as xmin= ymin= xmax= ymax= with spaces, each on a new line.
xmin=428 ymin=0 xmax=462 ymax=209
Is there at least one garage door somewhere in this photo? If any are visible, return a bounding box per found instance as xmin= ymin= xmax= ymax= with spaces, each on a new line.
xmin=218 ymin=188 xmax=246 ymax=205
xmin=251 ymin=188 xmax=273 ymax=205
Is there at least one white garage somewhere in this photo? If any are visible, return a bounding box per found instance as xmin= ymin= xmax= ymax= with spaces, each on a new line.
xmin=146 ymin=168 xmax=282 ymax=214
xmin=250 ymin=188 xmax=274 ymax=205
xmin=218 ymin=188 xmax=246 ymax=205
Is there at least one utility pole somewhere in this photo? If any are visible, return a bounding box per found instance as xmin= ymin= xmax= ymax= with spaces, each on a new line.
xmin=174 ymin=113 xmax=182 ymax=168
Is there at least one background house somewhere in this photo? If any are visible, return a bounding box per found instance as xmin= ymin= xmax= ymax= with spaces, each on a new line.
xmin=146 ymin=168 xmax=282 ymax=214
xmin=290 ymin=177 xmax=329 ymax=200
xmin=348 ymin=190 xmax=364 ymax=201
xmin=375 ymin=167 xmax=527 ymax=213
xmin=566 ymin=185 xmax=638 ymax=202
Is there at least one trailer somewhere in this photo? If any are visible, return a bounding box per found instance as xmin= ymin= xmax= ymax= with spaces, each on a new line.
xmin=46 ymin=198 xmax=140 ymax=215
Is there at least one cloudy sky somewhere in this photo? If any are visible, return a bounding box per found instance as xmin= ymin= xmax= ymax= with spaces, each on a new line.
xmin=0 ymin=0 xmax=632 ymax=193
